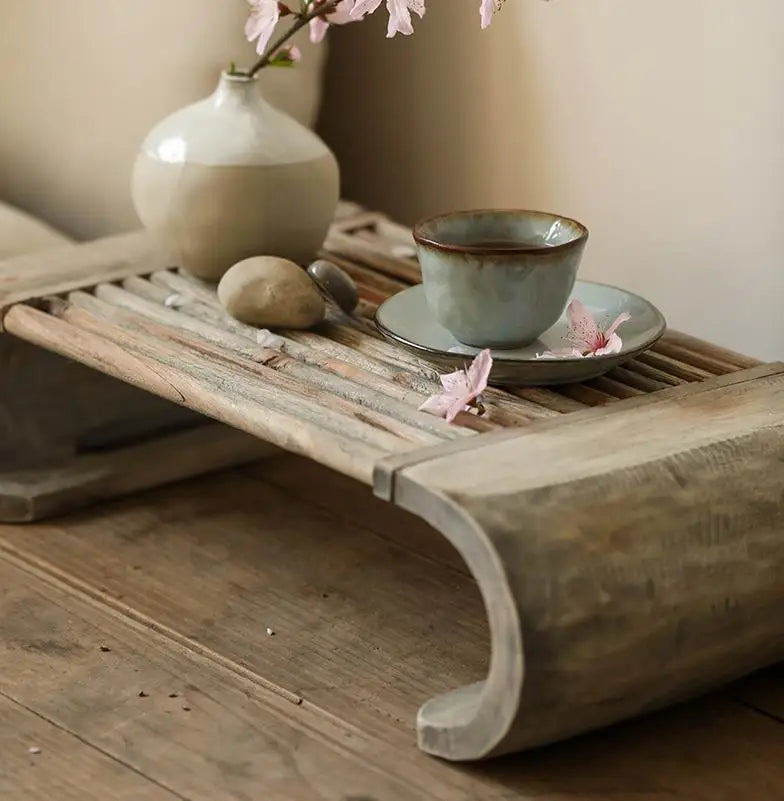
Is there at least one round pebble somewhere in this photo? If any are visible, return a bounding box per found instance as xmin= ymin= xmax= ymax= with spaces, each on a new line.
xmin=218 ymin=256 xmax=325 ymax=328
xmin=307 ymin=259 xmax=359 ymax=314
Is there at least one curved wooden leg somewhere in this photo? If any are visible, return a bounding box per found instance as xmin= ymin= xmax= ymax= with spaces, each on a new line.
xmin=376 ymin=365 xmax=784 ymax=761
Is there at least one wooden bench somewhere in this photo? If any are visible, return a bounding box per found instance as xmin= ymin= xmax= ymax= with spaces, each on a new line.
xmin=1 ymin=201 xmax=782 ymax=761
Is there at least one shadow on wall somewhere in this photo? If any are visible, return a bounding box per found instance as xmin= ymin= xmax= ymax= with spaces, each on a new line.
xmin=318 ymin=3 xmax=551 ymax=227
xmin=319 ymin=0 xmax=784 ymax=360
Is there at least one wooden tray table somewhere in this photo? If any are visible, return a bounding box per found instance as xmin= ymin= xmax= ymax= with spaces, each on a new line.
xmin=1 ymin=201 xmax=782 ymax=762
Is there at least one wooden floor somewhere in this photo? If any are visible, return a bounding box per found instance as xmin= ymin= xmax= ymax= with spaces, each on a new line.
xmin=0 ymin=454 xmax=782 ymax=800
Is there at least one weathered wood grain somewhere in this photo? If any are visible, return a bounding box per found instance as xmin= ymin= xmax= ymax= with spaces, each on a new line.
xmin=636 ymin=350 xmax=714 ymax=382
xmin=0 ymin=423 xmax=276 ymax=523
xmin=0 ymin=334 xmax=199 ymax=472
xmin=0 ymin=466 xmax=488 ymax=761
xmin=0 ymin=555 xmax=439 ymax=801
xmin=0 ymin=694 xmax=177 ymax=800
xmin=607 ymin=365 xmax=669 ymax=393
xmin=0 ymin=203 xmax=778 ymax=772
xmin=80 ymin=286 xmax=475 ymax=441
xmin=0 ymin=231 xmax=162 ymax=325
xmin=3 ymin=303 xmax=405 ymax=483
xmin=1 ymin=458 xmax=782 ymax=799
xmin=324 ymin=229 xmax=422 ymax=284
xmin=381 ymin=366 xmax=784 ymax=760
xmin=626 ymin=357 xmax=686 ymax=386
xmin=660 ymin=329 xmax=762 ymax=370
xmin=148 ymin=268 xmax=534 ymax=427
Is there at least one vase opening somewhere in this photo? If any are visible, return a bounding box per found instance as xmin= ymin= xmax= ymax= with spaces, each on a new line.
xmin=220 ymin=70 xmax=258 ymax=83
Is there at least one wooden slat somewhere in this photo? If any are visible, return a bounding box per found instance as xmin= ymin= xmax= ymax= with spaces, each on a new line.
xmin=662 ymin=329 xmax=762 ymax=370
xmin=149 ymin=269 xmax=538 ymax=428
xmin=652 ymin=339 xmax=743 ymax=375
xmin=89 ymin=284 xmax=478 ymax=439
xmin=0 ymin=231 xmax=161 ymax=325
xmin=587 ymin=375 xmax=645 ymax=399
xmin=608 ymin=366 xmax=669 ymax=393
xmin=626 ymin=357 xmax=687 ymax=386
xmin=511 ymin=387 xmax=588 ymax=413
xmin=120 ymin=277 xmax=482 ymax=434
xmin=636 ymin=351 xmax=714 ymax=382
xmin=555 ymin=383 xmax=618 ymax=406
xmin=62 ymin=296 xmax=437 ymax=449
xmin=324 ymin=230 xmax=423 ymax=284
xmin=3 ymin=304 xmax=392 ymax=484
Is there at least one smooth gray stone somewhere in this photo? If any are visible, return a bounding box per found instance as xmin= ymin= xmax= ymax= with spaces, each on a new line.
xmin=218 ymin=256 xmax=325 ymax=327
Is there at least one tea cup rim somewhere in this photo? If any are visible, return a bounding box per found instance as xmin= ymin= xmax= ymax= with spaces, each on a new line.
xmin=412 ymin=208 xmax=589 ymax=257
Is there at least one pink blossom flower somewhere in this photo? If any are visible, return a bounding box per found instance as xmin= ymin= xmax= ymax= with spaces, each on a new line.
xmin=309 ymin=0 xmax=360 ymax=42
xmin=480 ymin=0 xmax=502 ymax=28
xmin=419 ymin=349 xmax=493 ymax=423
xmin=350 ymin=0 xmax=425 ymax=37
xmin=245 ymin=0 xmax=281 ymax=55
xmin=538 ymin=300 xmax=631 ymax=359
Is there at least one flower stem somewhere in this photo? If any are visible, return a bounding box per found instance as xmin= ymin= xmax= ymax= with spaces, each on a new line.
xmin=247 ymin=0 xmax=342 ymax=78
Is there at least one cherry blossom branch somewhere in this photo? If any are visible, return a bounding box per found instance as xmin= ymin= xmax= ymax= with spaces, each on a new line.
xmin=246 ymin=0 xmax=342 ymax=78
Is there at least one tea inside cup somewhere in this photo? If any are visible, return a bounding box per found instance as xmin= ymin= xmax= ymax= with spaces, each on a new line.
xmin=413 ymin=209 xmax=588 ymax=349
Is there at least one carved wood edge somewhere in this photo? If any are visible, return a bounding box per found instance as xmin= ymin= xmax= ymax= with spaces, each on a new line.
xmin=373 ymin=363 xmax=784 ymax=761
xmin=373 ymin=361 xmax=784 ymax=502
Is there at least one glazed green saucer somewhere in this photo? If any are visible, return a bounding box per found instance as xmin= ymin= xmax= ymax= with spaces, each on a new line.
xmin=375 ymin=281 xmax=666 ymax=386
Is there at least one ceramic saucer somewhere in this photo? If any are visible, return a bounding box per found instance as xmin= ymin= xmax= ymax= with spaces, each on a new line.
xmin=375 ymin=281 xmax=666 ymax=386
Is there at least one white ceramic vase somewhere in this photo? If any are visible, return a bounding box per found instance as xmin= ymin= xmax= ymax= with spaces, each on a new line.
xmin=131 ymin=71 xmax=340 ymax=281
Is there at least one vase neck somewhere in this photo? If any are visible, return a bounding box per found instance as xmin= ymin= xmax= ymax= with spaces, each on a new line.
xmin=212 ymin=71 xmax=267 ymax=111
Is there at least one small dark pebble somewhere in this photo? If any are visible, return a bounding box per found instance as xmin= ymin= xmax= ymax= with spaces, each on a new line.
xmin=99 ymin=645 xmax=111 ymax=652
xmin=132 ymin=565 xmax=142 ymax=571
xmin=138 ymin=691 xmax=149 ymax=698
xmin=168 ymin=692 xmax=179 ymax=698
xmin=307 ymin=260 xmax=359 ymax=314
xmin=321 ymin=593 xmax=330 ymax=599
xmin=182 ymin=706 xmax=191 ymax=712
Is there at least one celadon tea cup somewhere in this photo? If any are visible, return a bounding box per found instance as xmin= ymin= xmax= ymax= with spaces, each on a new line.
xmin=413 ymin=209 xmax=589 ymax=349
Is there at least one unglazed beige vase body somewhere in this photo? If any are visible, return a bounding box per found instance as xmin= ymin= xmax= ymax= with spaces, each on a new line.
xmin=131 ymin=72 xmax=339 ymax=280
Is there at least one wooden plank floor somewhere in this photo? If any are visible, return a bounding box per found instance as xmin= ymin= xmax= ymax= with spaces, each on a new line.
xmin=0 ymin=454 xmax=782 ymax=800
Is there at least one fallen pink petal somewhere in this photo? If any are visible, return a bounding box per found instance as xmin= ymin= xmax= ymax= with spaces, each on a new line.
xmin=538 ymin=300 xmax=631 ymax=359
xmin=419 ymin=349 xmax=492 ymax=423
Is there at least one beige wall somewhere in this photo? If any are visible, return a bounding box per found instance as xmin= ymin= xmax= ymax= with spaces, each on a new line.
xmin=321 ymin=1 xmax=784 ymax=360
xmin=0 ymin=1 xmax=325 ymax=240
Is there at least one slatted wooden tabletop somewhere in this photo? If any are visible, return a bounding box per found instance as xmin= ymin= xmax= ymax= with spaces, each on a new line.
xmin=0 ymin=201 xmax=781 ymax=796
xmin=0 ymin=202 xmax=762 ymax=486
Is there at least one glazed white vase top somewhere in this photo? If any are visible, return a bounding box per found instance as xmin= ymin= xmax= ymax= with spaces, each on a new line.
xmin=132 ymin=71 xmax=339 ymax=280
